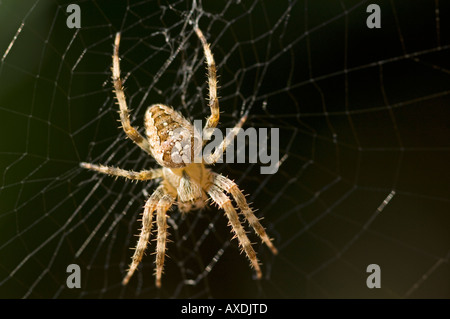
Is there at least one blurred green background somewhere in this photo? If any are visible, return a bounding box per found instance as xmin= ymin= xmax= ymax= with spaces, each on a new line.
xmin=0 ymin=0 xmax=449 ymax=298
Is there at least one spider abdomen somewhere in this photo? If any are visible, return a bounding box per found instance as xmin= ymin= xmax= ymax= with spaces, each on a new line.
xmin=145 ymin=104 xmax=196 ymax=168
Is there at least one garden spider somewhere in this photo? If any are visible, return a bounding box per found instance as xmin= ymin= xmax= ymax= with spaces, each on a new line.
xmin=80 ymin=27 xmax=277 ymax=288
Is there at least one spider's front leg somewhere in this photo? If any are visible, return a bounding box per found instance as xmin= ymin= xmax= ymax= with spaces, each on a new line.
xmin=194 ymin=26 xmax=249 ymax=164
xmin=203 ymin=112 xmax=248 ymax=165
xmin=112 ymin=33 xmax=153 ymax=156
xmin=194 ymin=27 xmax=220 ymax=142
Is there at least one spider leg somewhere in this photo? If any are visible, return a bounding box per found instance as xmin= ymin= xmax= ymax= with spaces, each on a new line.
xmin=203 ymin=112 xmax=247 ymax=165
xmin=122 ymin=185 xmax=165 ymax=285
xmin=177 ymin=170 xmax=203 ymax=202
xmin=211 ymin=173 xmax=278 ymax=255
xmin=155 ymin=192 xmax=174 ymax=288
xmin=112 ymin=32 xmax=152 ymax=155
xmin=80 ymin=162 xmax=163 ymax=181
xmin=206 ymin=184 xmax=262 ymax=279
xmin=194 ymin=27 xmax=220 ymax=141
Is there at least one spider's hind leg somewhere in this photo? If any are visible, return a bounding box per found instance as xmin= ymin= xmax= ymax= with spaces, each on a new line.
xmin=122 ymin=185 xmax=165 ymax=285
xmin=206 ymin=184 xmax=262 ymax=279
xmin=211 ymin=173 xmax=278 ymax=255
xmin=155 ymin=192 xmax=175 ymax=288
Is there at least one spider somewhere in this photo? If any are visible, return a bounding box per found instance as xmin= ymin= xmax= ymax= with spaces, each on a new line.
xmin=80 ymin=27 xmax=278 ymax=288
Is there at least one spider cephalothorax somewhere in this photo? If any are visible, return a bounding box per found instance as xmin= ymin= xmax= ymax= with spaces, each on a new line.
xmin=81 ymin=27 xmax=277 ymax=287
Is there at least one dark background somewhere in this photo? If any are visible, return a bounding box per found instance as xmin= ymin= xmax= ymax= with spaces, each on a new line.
xmin=0 ymin=0 xmax=449 ymax=298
